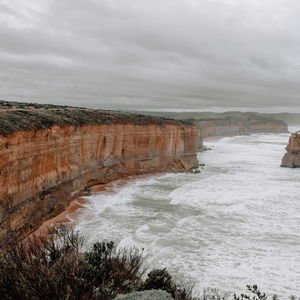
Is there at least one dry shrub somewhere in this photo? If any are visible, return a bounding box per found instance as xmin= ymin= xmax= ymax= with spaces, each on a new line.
xmin=0 ymin=224 xmax=143 ymax=300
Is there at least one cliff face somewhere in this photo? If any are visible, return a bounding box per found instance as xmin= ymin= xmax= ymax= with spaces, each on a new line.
xmin=0 ymin=104 xmax=198 ymax=245
xmin=281 ymin=131 xmax=300 ymax=168
xmin=196 ymin=118 xmax=288 ymax=139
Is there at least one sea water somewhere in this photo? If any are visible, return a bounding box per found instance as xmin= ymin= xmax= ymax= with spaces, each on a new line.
xmin=73 ymin=128 xmax=300 ymax=297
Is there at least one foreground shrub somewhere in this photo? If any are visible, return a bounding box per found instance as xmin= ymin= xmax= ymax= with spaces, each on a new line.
xmin=83 ymin=240 xmax=144 ymax=298
xmin=0 ymin=226 xmax=297 ymax=300
xmin=234 ymin=285 xmax=267 ymax=300
xmin=141 ymin=268 xmax=193 ymax=300
xmin=0 ymin=225 xmax=143 ymax=300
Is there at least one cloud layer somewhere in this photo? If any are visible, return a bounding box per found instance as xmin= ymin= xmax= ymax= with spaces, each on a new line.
xmin=1 ymin=0 xmax=300 ymax=111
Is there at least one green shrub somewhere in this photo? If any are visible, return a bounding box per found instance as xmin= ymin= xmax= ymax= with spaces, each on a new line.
xmin=141 ymin=268 xmax=193 ymax=300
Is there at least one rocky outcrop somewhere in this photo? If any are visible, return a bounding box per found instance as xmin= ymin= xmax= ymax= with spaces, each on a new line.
xmin=281 ymin=131 xmax=300 ymax=168
xmin=0 ymin=103 xmax=198 ymax=246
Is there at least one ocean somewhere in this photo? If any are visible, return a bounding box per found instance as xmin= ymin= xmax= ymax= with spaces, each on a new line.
xmin=73 ymin=127 xmax=300 ymax=297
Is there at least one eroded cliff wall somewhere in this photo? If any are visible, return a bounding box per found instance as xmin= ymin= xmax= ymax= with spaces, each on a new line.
xmin=0 ymin=105 xmax=198 ymax=246
xmin=281 ymin=131 xmax=300 ymax=168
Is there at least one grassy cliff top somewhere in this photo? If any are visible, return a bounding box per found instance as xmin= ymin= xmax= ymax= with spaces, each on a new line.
xmin=0 ymin=101 xmax=188 ymax=136
xmin=127 ymin=110 xmax=289 ymax=126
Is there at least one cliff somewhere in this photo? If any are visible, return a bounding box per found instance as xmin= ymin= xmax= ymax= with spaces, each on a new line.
xmin=264 ymin=113 xmax=300 ymax=126
xmin=195 ymin=115 xmax=288 ymax=139
xmin=184 ymin=114 xmax=287 ymax=151
xmin=125 ymin=111 xmax=288 ymax=148
xmin=281 ymin=131 xmax=300 ymax=168
xmin=0 ymin=101 xmax=198 ymax=246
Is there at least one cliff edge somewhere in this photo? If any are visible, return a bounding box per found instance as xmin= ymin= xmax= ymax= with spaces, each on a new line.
xmin=0 ymin=101 xmax=198 ymax=246
xmin=281 ymin=131 xmax=300 ymax=168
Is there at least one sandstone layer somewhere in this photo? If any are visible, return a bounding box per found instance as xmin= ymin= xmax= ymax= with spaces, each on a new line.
xmin=0 ymin=102 xmax=198 ymax=246
xmin=281 ymin=131 xmax=300 ymax=168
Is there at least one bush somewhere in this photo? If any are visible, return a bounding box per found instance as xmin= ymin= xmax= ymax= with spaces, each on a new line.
xmin=234 ymin=285 xmax=267 ymax=300
xmin=83 ymin=241 xmax=144 ymax=298
xmin=0 ymin=224 xmax=143 ymax=300
xmin=141 ymin=268 xmax=193 ymax=300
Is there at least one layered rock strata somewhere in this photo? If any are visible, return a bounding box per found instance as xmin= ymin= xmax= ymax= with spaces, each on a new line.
xmin=0 ymin=103 xmax=198 ymax=246
xmin=281 ymin=131 xmax=300 ymax=168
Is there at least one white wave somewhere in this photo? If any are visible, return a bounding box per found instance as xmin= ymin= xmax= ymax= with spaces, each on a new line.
xmin=76 ymin=132 xmax=300 ymax=297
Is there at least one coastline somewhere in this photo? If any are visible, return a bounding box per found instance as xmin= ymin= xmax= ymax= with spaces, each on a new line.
xmin=32 ymin=173 xmax=164 ymax=238
xmin=31 ymin=197 xmax=90 ymax=238
xmin=32 ymin=133 xmax=262 ymax=237
xmin=33 ymin=132 xmax=273 ymax=237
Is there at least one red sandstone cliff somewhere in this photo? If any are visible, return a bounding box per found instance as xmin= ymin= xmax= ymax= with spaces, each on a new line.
xmin=0 ymin=103 xmax=198 ymax=246
xmin=281 ymin=131 xmax=300 ymax=168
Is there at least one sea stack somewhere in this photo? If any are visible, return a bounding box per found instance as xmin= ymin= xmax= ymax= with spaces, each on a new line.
xmin=281 ymin=131 xmax=300 ymax=168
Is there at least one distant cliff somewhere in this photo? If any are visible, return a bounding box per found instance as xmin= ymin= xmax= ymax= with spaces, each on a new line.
xmin=182 ymin=113 xmax=288 ymax=151
xmin=264 ymin=113 xmax=300 ymax=126
xmin=193 ymin=114 xmax=288 ymax=139
xmin=0 ymin=101 xmax=198 ymax=246
xmin=281 ymin=131 xmax=300 ymax=168
xmin=125 ymin=111 xmax=289 ymax=145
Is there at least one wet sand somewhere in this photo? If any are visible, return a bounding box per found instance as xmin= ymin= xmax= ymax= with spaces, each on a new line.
xmin=31 ymin=197 xmax=90 ymax=238
xmin=32 ymin=173 xmax=163 ymax=237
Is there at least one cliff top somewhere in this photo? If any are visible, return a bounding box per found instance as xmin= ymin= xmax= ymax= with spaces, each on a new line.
xmin=0 ymin=100 xmax=188 ymax=136
xmin=126 ymin=110 xmax=288 ymax=126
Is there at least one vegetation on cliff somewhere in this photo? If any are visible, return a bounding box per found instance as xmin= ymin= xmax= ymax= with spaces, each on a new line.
xmin=0 ymin=100 xmax=186 ymax=136
xmin=126 ymin=110 xmax=288 ymax=126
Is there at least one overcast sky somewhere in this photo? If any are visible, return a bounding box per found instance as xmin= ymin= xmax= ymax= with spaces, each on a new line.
xmin=1 ymin=0 xmax=300 ymax=112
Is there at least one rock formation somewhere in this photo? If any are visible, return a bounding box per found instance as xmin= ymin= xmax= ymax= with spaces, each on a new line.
xmin=281 ymin=131 xmax=300 ymax=168
xmin=0 ymin=101 xmax=198 ymax=246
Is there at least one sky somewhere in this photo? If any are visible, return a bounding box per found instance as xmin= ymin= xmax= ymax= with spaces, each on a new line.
xmin=1 ymin=0 xmax=300 ymax=112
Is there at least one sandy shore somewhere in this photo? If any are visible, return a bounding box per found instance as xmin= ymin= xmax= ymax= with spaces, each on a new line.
xmin=31 ymin=197 xmax=90 ymax=238
xmin=32 ymin=173 xmax=163 ymax=238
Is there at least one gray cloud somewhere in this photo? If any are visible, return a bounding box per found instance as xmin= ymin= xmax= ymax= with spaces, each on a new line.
xmin=1 ymin=0 xmax=300 ymax=111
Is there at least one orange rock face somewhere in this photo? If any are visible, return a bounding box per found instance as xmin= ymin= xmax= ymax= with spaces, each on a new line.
xmin=0 ymin=123 xmax=198 ymax=245
xmin=281 ymin=131 xmax=300 ymax=168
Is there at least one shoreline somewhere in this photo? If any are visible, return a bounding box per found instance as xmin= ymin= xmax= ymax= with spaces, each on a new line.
xmin=31 ymin=197 xmax=90 ymax=238
xmin=32 ymin=173 xmax=164 ymax=237
xmin=31 ymin=134 xmax=244 ymax=237
xmin=32 ymin=135 xmax=253 ymax=237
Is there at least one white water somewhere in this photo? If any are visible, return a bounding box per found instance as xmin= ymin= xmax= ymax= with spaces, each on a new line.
xmin=73 ymin=128 xmax=300 ymax=297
